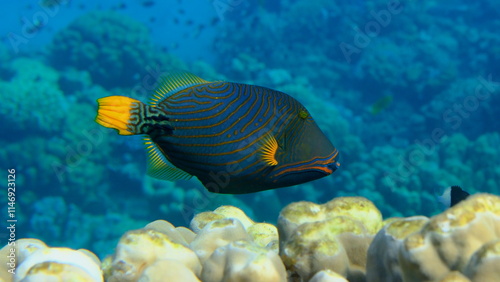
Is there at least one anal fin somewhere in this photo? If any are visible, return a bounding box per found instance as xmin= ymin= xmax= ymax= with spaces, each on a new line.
xmin=144 ymin=137 xmax=192 ymax=181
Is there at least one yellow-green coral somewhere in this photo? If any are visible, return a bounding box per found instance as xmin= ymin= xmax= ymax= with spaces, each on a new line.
xmin=14 ymin=247 xmax=103 ymax=282
xmin=399 ymin=194 xmax=500 ymax=281
xmin=5 ymin=195 xmax=500 ymax=281
xmin=323 ymin=197 xmax=384 ymax=235
xmin=281 ymin=216 xmax=370 ymax=280
xmin=201 ymin=240 xmax=286 ymax=282
xmin=309 ymin=269 xmax=349 ymax=282
xmin=366 ymin=216 xmax=429 ymax=282
xmin=190 ymin=205 xmax=278 ymax=252
xmin=24 ymin=262 xmax=98 ymax=281
xmin=464 ymin=239 xmax=500 ymax=281
xmin=144 ymin=219 xmax=194 ymax=246
xmin=247 ymin=223 xmax=279 ymax=252
xmin=189 ymin=218 xmax=251 ymax=264
xmin=365 ymin=194 xmax=500 ymax=282
xmin=385 ymin=217 xmax=429 ymax=240
xmin=190 ymin=205 xmax=255 ymax=232
xmin=139 ymin=260 xmax=201 ymax=282
xmin=278 ymin=197 xmax=383 ymax=280
xmin=105 ymin=228 xmax=201 ymax=281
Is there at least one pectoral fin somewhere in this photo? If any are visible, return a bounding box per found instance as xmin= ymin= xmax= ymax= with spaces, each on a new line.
xmin=259 ymin=133 xmax=279 ymax=166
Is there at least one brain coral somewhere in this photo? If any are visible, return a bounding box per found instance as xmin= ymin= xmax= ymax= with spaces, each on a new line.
xmin=367 ymin=193 xmax=500 ymax=282
xmin=278 ymin=197 xmax=383 ymax=281
xmin=49 ymin=11 xmax=155 ymax=89
xmin=0 ymin=239 xmax=102 ymax=282
xmin=4 ymin=194 xmax=500 ymax=281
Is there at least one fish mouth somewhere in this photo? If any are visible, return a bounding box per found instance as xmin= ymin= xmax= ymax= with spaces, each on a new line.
xmin=272 ymin=150 xmax=340 ymax=181
xmin=327 ymin=152 xmax=341 ymax=173
xmin=268 ymin=156 xmax=339 ymax=187
xmin=327 ymin=161 xmax=341 ymax=173
xmin=310 ymin=150 xmax=340 ymax=175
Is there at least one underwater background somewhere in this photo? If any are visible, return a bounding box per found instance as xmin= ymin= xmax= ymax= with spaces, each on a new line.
xmin=1 ymin=0 xmax=499 ymax=260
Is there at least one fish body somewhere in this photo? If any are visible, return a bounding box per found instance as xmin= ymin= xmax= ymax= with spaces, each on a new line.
xmin=96 ymin=72 xmax=339 ymax=194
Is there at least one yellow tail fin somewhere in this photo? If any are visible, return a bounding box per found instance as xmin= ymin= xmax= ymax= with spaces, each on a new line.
xmin=95 ymin=96 xmax=141 ymax=135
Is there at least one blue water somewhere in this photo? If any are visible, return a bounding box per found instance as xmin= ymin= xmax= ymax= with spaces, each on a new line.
xmin=1 ymin=0 xmax=499 ymax=259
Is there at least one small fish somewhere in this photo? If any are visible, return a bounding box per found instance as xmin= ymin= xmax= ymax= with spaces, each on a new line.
xmin=39 ymin=0 xmax=63 ymax=8
xmin=210 ymin=17 xmax=219 ymax=26
xmin=21 ymin=17 xmax=45 ymax=35
xmin=113 ymin=2 xmax=127 ymax=10
xmin=370 ymin=95 xmax=393 ymax=115
xmin=141 ymin=0 xmax=155 ymax=7
xmin=95 ymin=72 xmax=340 ymax=194
xmin=438 ymin=186 xmax=470 ymax=207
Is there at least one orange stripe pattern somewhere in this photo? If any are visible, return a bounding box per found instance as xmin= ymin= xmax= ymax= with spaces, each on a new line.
xmin=143 ymin=81 xmax=339 ymax=193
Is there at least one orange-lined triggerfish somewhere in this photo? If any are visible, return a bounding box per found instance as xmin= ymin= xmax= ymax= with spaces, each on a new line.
xmin=95 ymin=71 xmax=340 ymax=194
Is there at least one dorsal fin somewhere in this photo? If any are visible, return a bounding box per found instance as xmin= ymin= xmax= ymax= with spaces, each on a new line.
xmin=260 ymin=133 xmax=279 ymax=166
xmin=143 ymin=136 xmax=192 ymax=181
xmin=149 ymin=71 xmax=209 ymax=107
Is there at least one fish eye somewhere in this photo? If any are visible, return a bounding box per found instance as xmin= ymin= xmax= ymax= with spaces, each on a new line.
xmin=298 ymin=109 xmax=309 ymax=119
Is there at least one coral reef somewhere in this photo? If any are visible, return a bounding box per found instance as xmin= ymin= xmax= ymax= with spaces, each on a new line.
xmin=366 ymin=216 xmax=429 ymax=281
xmin=0 ymin=58 xmax=67 ymax=133
xmin=278 ymin=197 xmax=383 ymax=281
xmin=201 ymin=240 xmax=285 ymax=282
xmin=367 ymin=193 xmax=500 ymax=281
xmin=0 ymin=239 xmax=102 ymax=282
xmin=4 ymin=2 xmax=500 ymax=281
xmin=48 ymin=11 xmax=188 ymax=90
xmin=211 ymin=0 xmax=500 ymax=220
xmin=103 ymin=206 xmax=283 ymax=281
xmin=26 ymin=196 xmax=149 ymax=259
xmin=49 ymin=11 xmax=154 ymax=89
xmin=397 ymin=194 xmax=500 ymax=281
xmin=103 ymin=227 xmax=201 ymax=281
xmin=5 ymin=195 xmax=499 ymax=281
